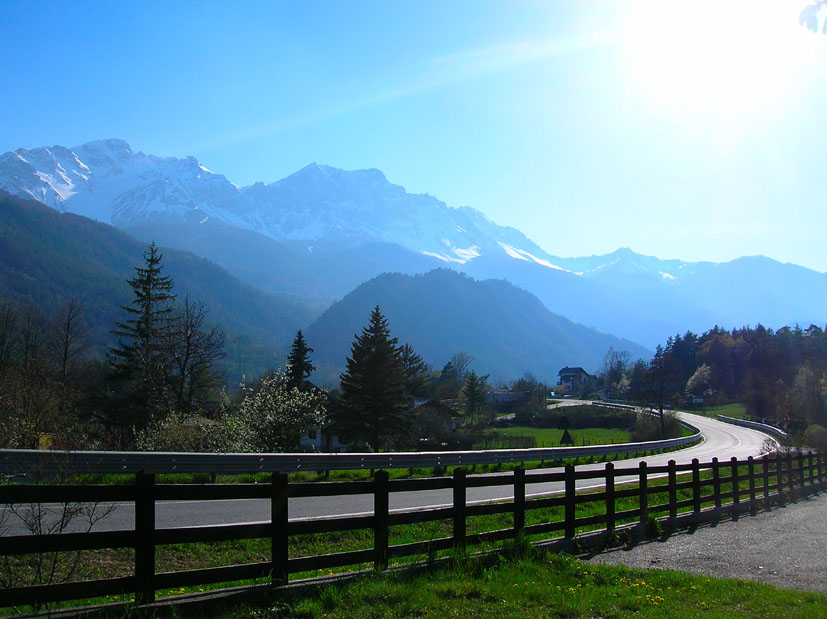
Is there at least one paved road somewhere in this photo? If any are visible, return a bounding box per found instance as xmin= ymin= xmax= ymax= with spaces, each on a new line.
xmin=28 ymin=411 xmax=772 ymax=533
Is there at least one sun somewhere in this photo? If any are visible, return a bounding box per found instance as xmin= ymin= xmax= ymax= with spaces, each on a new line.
xmin=619 ymin=0 xmax=818 ymax=116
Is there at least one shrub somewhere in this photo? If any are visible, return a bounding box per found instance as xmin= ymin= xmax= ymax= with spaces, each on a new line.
xmin=804 ymin=424 xmax=827 ymax=453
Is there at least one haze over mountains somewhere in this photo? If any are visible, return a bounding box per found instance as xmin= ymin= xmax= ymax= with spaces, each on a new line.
xmin=1 ymin=139 xmax=824 ymax=374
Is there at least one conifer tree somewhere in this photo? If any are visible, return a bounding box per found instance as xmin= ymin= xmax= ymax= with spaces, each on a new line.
xmin=336 ymin=306 xmax=411 ymax=450
xmin=399 ymin=342 xmax=430 ymax=397
xmin=461 ymin=370 xmax=489 ymax=423
xmin=107 ymin=243 xmax=175 ymax=436
xmin=285 ymin=330 xmax=315 ymax=391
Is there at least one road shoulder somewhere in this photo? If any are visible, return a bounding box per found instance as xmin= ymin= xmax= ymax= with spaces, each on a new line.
xmin=582 ymin=492 xmax=827 ymax=593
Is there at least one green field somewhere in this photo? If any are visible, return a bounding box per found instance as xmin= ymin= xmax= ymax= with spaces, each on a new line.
xmin=481 ymin=426 xmax=631 ymax=448
xmin=698 ymin=402 xmax=747 ymax=419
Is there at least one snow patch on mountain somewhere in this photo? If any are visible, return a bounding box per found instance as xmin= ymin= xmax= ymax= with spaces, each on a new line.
xmin=498 ymin=243 xmax=568 ymax=271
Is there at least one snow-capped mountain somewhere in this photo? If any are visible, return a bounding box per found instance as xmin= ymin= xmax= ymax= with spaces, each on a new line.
xmin=0 ymin=140 xmax=557 ymax=268
xmin=0 ymin=139 xmax=242 ymax=228
xmin=2 ymin=139 xmax=824 ymax=350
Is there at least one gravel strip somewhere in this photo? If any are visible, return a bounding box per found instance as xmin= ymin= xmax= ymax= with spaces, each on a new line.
xmin=582 ymin=492 xmax=827 ymax=593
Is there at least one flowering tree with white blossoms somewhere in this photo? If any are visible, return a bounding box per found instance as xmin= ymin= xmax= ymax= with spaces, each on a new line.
xmin=234 ymin=370 xmax=328 ymax=452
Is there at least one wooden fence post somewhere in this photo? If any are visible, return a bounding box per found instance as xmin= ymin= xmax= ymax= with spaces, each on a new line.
xmin=272 ymin=472 xmax=289 ymax=585
xmin=605 ymin=462 xmax=615 ymax=537
xmin=819 ymin=453 xmax=825 ymax=489
xmin=453 ymin=468 xmax=466 ymax=552
xmin=775 ymin=454 xmax=785 ymax=504
xmin=747 ymin=456 xmax=756 ymax=513
xmin=668 ymin=460 xmax=677 ymax=523
xmin=730 ymin=457 xmax=739 ymax=519
xmin=807 ymin=451 xmax=816 ymax=494
xmin=787 ymin=452 xmax=795 ymax=501
xmin=763 ymin=455 xmax=771 ymax=508
xmin=135 ymin=471 xmax=155 ymax=605
xmin=712 ymin=457 xmax=721 ymax=519
xmin=374 ymin=470 xmax=389 ymax=571
xmin=564 ymin=464 xmax=575 ymax=541
xmin=798 ymin=451 xmax=806 ymax=496
xmin=692 ymin=458 xmax=701 ymax=522
xmin=638 ymin=461 xmax=648 ymax=530
xmin=514 ymin=467 xmax=525 ymax=536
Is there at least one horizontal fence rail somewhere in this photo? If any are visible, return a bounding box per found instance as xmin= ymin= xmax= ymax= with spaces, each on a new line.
xmin=0 ymin=450 xmax=823 ymax=612
xmin=0 ymin=423 xmax=700 ymax=476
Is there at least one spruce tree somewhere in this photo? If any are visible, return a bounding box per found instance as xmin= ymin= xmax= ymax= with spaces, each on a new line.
xmin=107 ymin=243 xmax=175 ymax=437
xmin=461 ymin=370 xmax=489 ymax=423
xmin=336 ymin=306 xmax=411 ymax=450
xmin=285 ymin=330 xmax=315 ymax=391
xmin=399 ymin=342 xmax=430 ymax=397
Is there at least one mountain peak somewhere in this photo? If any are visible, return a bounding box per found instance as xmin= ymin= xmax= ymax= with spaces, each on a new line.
xmin=289 ymin=162 xmax=388 ymax=185
xmin=73 ymin=138 xmax=133 ymax=156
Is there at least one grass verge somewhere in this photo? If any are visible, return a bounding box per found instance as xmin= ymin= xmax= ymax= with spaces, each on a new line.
xmin=105 ymin=548 xmax=827 ymax=617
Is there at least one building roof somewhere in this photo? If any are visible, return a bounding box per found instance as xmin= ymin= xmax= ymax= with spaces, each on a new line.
xmin=558 ymin=366 xmax=590 ymax=376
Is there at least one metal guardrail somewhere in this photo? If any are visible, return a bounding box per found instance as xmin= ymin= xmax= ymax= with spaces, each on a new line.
xmin=0 ymin=422 xmax=701 ymax=474
xmin=717 ymin=415 xmax=788 ymax=438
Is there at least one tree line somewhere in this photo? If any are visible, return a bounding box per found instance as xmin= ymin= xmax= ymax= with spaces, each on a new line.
xmin=597 ymin=324 xmax=827 ymax=443
xmin=0 ymin=244 xmax=495 ymax=453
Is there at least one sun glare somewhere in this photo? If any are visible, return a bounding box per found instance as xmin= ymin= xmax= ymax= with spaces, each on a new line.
xmin=620 ymin=1 xmax=818 ymax=116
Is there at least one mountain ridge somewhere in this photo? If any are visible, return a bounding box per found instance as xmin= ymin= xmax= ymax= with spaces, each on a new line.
xmin=305 ymin=269 xmax=652 ymax=384
xmin=2 ymin=139 xmax=823 ymax=349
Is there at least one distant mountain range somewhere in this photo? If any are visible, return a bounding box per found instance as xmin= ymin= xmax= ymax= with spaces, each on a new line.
xmin=1 ymin=139 xmax=824 ymax=353
xmin=0 ymin=191 xmax=645 ymax=384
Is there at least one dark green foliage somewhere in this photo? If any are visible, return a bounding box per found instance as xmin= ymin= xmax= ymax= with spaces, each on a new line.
xmin=436 ymin=360 xmax=461 ymax=399
xmin=335 ymin=306 xmax=411 ymax=450
xmin=461 ymin=370 xmax=489 ymax=423
xmin=104 ymin=248 xmax=229 ymax=443
xmin=285 ymin=330 xmax=315 ymax=390
xmin=400 ymin=342 xmax=430 ymax=397
xmin=633 ymin=323 xmax=827 ymax=439
xmin=107 ymin=242 xmax=176 ymax=431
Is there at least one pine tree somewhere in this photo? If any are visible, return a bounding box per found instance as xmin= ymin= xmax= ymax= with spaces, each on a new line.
xmin=285 ymin=330 xmax=315 ymax=391
xmin=399 ymin=342 xmax=430 ymax=397
xmin=336 ymin=306 xmax=411 ymax=450
xmin=461 ymin=370 xmax=489 ymax=423
xmin=107 ymin=243 xmax=176 ymax=437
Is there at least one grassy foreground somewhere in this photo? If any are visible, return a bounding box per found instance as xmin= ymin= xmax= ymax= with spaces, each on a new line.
xmin=192 ymin=549 xmax=826 ymax=618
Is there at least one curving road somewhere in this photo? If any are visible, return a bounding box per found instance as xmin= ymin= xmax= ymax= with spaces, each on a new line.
xmin=71 ymin=411 xmax=774 ymax=532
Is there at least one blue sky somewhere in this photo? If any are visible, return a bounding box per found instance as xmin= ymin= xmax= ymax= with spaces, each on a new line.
xmin=2 ymin=0 xmax=826 ymax=272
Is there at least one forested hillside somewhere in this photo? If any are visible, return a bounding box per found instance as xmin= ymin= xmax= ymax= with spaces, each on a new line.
xmin=0 ymin=190 xmax=316 ymax=377
xmin=305 ymin=269 xmax=651 ymax=384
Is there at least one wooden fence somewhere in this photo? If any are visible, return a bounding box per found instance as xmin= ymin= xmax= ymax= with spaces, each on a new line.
xmin=0 ymin=451 xmax=823 ymax=611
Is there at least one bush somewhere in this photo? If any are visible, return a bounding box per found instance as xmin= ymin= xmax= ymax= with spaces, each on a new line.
xmin=804 ymin=424 xmax=827 ymax=453
xmin=630 ymin=410 xmax=681 ymax=442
